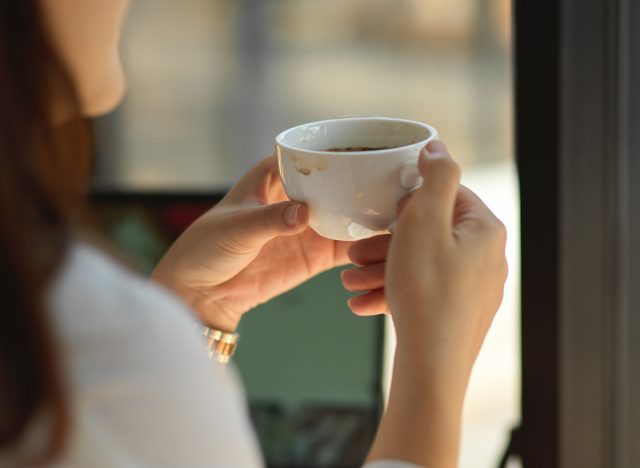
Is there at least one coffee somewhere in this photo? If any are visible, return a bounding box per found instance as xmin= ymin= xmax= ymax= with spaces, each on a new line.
xmin=326 ymin=146 xmax=392 ymax=152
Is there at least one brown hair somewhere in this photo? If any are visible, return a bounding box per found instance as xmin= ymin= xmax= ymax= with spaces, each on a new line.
xmin=0 ymin=1 xmax=92 ymax=462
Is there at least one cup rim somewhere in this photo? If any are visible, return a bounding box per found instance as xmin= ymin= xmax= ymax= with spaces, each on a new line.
xmin=275 ymin=116 xmax=438 ymax=157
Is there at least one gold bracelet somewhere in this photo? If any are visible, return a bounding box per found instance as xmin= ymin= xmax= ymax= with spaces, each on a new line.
xmin=198 ymin=326 xmax=239 ymax=364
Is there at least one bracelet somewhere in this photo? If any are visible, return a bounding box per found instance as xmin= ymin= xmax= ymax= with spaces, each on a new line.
xmin=198 ymin=325 xmax=239 ymax=364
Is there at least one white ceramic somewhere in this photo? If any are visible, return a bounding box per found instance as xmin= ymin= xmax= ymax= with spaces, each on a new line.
xmin=275 ymin=117 xmax=438 ymax=241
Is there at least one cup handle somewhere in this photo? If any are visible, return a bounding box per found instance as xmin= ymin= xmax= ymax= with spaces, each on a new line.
xmin=389 ymin=161 xmax=425 ymax=233
xmin=399 ymin=161 xmax=424 ymax=190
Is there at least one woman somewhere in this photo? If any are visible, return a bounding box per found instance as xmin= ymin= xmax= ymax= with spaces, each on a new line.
xmin=0 ymin=1 xmax=507 ymax=467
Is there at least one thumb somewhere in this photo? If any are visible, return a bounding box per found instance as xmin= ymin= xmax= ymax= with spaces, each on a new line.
xmin=408 ymin=141 xmax=461 ymax=230
xmin=225 ymin=201 xmax=309 ymax=249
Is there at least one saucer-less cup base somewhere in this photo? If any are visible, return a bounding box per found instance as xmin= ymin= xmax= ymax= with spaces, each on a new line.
xmin=275 ymin=117 xmax=439 ymax=241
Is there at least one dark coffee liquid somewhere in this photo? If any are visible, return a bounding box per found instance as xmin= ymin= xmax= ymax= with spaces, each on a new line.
xmin=326 ymin=146 xmax=392 ymax=152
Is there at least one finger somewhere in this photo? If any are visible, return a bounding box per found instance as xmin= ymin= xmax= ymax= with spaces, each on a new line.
xmin=341 ymin=263 xmax=385 ymax=292
xmin=348 ymin=234 xmax=391 ymax=266
xmin=397 ymin=194 xmax=413 ymax=217
xmin=333 ymin=240 xmax=355 ymax=266
xmin=347 ymin=289 xmax=388 ymax=316
xmin=386 ymin=194 xmax=414 ymax=233
xmin=405 ymin=141 xmax=461 ymax=232
xmin=224 ymin=202 xmax=309 ymax=250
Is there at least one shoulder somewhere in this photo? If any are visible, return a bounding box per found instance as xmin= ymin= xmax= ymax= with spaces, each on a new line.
xmin=50 ymin=242 xmax=194 ymax=340
xmin=47 ymin=242 xmax=263 ymax=467
xmin=48 ymin=241 xmax=207 ymax=388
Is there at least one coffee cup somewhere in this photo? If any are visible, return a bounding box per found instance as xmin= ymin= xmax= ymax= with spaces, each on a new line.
xmin=275 ymin=117 xmax=438 ymax=241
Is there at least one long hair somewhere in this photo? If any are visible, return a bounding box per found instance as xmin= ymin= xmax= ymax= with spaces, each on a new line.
xmin=0 ymin=1 xmax=92 ymax=462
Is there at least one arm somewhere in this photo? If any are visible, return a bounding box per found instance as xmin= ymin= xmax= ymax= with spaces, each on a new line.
xmin=367 ymin=348 xmax=465 ymax=468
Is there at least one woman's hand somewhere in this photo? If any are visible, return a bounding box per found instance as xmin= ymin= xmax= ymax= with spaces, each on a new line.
xmin=151 ymin=156 xmax=353 ymax=332
xmin=387 ymin=141 xmax=507 ymax=385
xmin=344 ymin=141 xmax=507 ymax=380
xmin=366 ymin=141 xmax=508 ymax=468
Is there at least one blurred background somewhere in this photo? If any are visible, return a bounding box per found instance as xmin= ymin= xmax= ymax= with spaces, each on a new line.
xmin=90 ymin=0 xmax=517 ymax=466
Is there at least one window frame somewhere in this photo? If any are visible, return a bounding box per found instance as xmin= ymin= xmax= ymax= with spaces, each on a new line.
xmin=516 ymin=0 xmax=640 ymax=466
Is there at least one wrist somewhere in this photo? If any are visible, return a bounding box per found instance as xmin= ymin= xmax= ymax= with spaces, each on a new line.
xmin=151 ymin=266 xmax=240 ymax=333
xmin=393 ymin=333 xmax=472 ymax=401
xmin=369 ymin=343 xmax=465 ymax=468
xmin=179 ymin=289 xmax=241 ymax=333
xmin=197 ymin=301 xmax=241 ymax=333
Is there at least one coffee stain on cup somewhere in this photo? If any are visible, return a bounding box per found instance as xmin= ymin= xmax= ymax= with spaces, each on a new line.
xmin=290 ymin=154 xmax=314 ymax=176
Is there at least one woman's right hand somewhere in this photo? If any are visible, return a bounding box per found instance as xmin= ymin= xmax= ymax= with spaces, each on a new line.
xmin=386 ymin=141 xmax=508 ymax=390
xmin=363 ymin=141 xmax=508 ymax=468
xmin=347 ymin=141 xmax=507 ymax=387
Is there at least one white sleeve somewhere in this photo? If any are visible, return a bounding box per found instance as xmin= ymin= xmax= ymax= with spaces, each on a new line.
xmin=363 ymin=461 xmax=425 ymax=468
xmin=49 ymin=244 xmax=264 ymax=467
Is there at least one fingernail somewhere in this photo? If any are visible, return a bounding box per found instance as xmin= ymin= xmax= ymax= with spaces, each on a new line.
xmin=425 ymin=140 xmax=447 ymax=156
xmin=285 ymin=204 xmax=301 ymax=226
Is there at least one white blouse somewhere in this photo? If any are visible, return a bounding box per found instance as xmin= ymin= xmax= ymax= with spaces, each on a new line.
xmin=4 ymin=243 xmax=421 ymax=467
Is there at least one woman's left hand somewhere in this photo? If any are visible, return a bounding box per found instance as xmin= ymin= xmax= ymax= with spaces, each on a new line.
xmin=152 ymin=156 xmax=354 ymax=332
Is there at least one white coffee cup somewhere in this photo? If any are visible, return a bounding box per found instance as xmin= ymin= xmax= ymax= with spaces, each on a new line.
xmin=275 ymin=117 xmax=438 ymax=241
